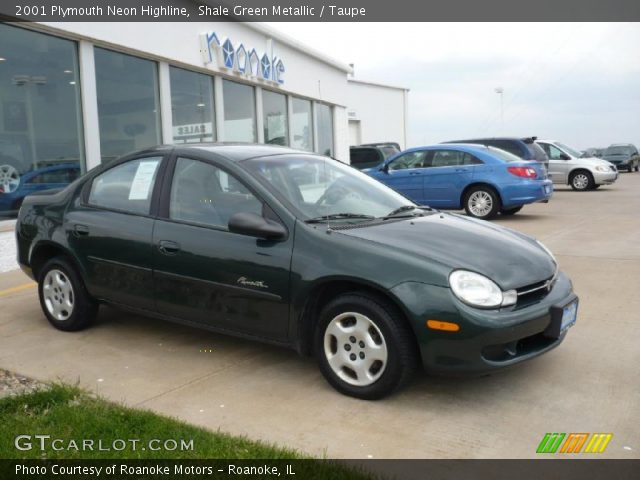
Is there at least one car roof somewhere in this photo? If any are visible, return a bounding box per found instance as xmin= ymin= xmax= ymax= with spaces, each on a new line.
xmin=403 ymin=143 xmax=498 ymax=154
xmin=138 ymin=143 xmax=315 ymax=162
xmin=444 ymin=137 xmax=538 ymax=144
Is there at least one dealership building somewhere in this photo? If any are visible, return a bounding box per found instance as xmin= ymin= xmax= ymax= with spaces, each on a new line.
xmin=0 ymin=21 xmax=408 ymax=217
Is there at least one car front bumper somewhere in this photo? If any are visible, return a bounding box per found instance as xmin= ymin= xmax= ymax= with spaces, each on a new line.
xmin=593 ymin=170 xmax=618 ymax=185
xmin=391 ymin=271 xmax=576 ymax=375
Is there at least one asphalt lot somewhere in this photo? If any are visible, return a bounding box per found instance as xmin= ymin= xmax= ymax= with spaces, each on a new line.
xmin=0 ymin=173 xmax=638 ymax=459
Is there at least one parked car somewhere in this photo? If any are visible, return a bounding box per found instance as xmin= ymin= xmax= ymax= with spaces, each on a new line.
xmin=537 ymin=140 xmax=618 ymax=191
xmin=602 ymin=144 xmax=640 ymax=172
xmin=442 ymin=136 xmax=549 ymax=171
xmin=350 ymin=143 xmax=400 ymax=170
xmin=0 ymin=163 xmax=80 ymax=215
xmin=16 ymin=144 xmax=577 ymax=399
xmin=364 ymin=144 xmax=552 ymax=219
xmin=581 ymin=147 xmax=604 ymax=159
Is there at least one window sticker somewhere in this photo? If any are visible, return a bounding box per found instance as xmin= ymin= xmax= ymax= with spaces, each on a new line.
xmin=128 ymin=160 xmax=159 ymax=200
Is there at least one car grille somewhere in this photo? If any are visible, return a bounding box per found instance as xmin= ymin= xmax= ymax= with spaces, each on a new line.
xmin=514 ymin=274 xmax=556 ymax=308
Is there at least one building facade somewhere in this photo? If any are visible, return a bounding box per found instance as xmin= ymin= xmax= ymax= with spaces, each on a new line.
xmin=0 ymin=21 xmax=406 ymax=217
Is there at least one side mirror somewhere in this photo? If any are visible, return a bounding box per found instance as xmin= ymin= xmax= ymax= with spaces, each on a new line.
xmin=228 ymin=212 xmax=287 ymax=240
xmin=380 ymin=163 xmax=390 ymax=173
xmin=560 ymin=153 xmax=571 ymax=160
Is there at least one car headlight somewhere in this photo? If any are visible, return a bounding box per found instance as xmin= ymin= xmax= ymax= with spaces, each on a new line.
xmin=536 ymin=239 xmax=557 ymax=266
xmin=595 ymin=165 xmax=610 ymax=172
xmin=449 ymin=270 xmax=516 ymax=308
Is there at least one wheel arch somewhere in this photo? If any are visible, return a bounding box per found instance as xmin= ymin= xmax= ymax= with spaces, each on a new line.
xmin=568 ymin=168 xmax=594 ymax=185
xmin=29 ymin=240 xmax=87 ymax=283
xmin=460 ymin=182 xmax=503 ymax=209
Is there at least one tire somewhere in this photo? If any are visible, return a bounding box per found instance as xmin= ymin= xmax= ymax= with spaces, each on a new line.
xmin=314 ymin=293 xmax=417 ymax=400
xmin=591 ymin=185 xmax=601 ymax=190
xmin=464 ymin=186 xmax=500 ymax=219
xmin=569 ymin=171 xmax=594 ymax=191
xmin=38 ymin=256 xmax=98 ymax=332
xmin=635 ymin=164 xmax=639 ymax=172
xmin=500 ymin=206 xmax=523 ymax=216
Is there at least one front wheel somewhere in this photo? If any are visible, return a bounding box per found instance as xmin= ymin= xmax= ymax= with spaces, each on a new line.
xmin=38 ymin=257 xmax=98 ymax=331
xmin=500 ymin=206 xmax=523 ymax=216
xmin=569 ymin=171 xmax=594 ymax=191
xmin=315 ymin=294 xmax=417 ymax=400
xmin=464 ymin=186 xmax=500 ymax=219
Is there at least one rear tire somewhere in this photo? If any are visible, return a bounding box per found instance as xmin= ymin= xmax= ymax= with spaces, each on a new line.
xmin=314 ymin=293 xmax=417 ymax=400
xmin=569 ymin=171 xmax=594 ymax=191
xmin=464 ymin=186 xmax=501 ymax=219
xmin=500 ymin=206 xmax=523 ymax=216
xmin=38 ymin=257 xmax=98 ymax=332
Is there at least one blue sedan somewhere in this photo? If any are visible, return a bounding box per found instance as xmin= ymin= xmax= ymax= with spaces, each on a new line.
xmin=0 ymin=163 xmax=80 ymax=216
xmin=364 ymin=144 xmax=553 ymax=219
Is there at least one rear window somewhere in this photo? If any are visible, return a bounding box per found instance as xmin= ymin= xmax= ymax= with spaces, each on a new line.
xmin=527 ymin=143 xmax=549 ymax=162
xmin=350 ymin=148 xmax=382 ymax=169
xmin=486 ymin=147 xmax=523 ymax=163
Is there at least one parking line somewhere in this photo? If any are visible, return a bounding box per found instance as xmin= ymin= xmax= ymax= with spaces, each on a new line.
xmin=0 ymin=282 xmax=36 ymax=298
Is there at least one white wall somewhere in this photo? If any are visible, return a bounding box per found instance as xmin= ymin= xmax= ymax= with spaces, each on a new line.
xmin=347 ymin=80 xmax=408 ymax=149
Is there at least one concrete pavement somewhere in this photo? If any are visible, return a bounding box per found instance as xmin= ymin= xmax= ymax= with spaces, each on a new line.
xmin=0 ymin=174 xmax=638 ymax=459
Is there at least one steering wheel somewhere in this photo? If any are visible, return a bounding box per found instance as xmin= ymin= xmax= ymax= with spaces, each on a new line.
xmin=0 ymin=165 xmax=20 ymax=194
xmin=315 ymin=184 xmax=363 ymax=206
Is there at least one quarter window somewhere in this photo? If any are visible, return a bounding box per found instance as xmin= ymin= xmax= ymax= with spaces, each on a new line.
xmin=88 ymin=157 xmax=162 ymax=214
xmin=169 ymin=158 xmax=262 ymax=228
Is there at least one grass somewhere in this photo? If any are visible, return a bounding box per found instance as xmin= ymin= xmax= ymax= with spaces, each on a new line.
xmin=0 ymin=384 xmax=373 ymax=479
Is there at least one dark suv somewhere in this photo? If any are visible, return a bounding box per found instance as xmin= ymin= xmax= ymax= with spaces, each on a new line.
xmin=443 ymin=137 xmax=549 ymax=171
xmin=350 ymin=143 xmax=400 ymax=170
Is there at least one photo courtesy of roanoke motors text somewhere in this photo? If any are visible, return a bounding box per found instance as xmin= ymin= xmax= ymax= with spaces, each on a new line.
xmin=0 ymin=0 xmax=638 ymax=479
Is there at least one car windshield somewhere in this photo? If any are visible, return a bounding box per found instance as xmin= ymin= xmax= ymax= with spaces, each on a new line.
xmin=485 ymin=147 xmax=522 ymax=163
xmin=605 ymin=146 xmax=631 ymax=155
xmin=242 ymin=154 xmax=414 ymax=221
xmin=556 ymin=142 xmax=582 ymax=158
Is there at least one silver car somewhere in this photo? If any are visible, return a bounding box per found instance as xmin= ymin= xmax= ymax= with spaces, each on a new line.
xmin=538 ymin=140 xmax=618 ymax=191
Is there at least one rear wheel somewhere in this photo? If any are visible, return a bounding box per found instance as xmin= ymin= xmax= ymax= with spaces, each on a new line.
xmin=569 ymin=171 xmax=593 ymax=191
xmin=464 ymin=186 xmax=500 ymax=219
xmin=38 ymin=257 xmax=98 ymax=331
xmin=315 ymin=293 xmax=417 ymax=400
xmin=500 ymin=206 xmax=523 ymax=216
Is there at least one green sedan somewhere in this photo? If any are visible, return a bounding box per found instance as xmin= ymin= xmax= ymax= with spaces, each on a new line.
xmin=16 ymin=145 xmax=578 ymax=399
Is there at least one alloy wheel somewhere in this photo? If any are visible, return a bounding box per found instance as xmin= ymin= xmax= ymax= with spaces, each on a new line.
xmin=42 ymin=269 xmax=75 ymax=321
xmin=323 ymin=312 xmax=388 ymax=387
xmin=468 ymin=190 xmax=493 ymax=217
xmin=572 ymin=173 xmax=589 ymax=190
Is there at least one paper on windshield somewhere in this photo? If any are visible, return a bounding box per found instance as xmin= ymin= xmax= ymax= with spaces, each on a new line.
xmin=128 ymin=160 xmax=159 ymax=200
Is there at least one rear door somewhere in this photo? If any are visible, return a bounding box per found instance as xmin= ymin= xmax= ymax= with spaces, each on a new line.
xmin=66 ymin=155 xmax=166 ymax=310
xmin=152 ymin=156 xmax=293 ymax=340
xmin=379 ymin=151 xmax=428 ymax=203
xmin=422 ymin=150 xmax=477 ymax=207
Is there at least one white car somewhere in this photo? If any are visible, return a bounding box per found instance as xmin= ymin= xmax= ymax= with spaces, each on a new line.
xmin=537 ymin=140 xmax=618 ymax=191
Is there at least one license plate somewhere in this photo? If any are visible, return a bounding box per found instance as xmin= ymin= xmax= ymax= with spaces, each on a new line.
xmin=544 ymin=185 xmax=552 ymax=195
xmin=561 ymin=300 xmax=578 ymax=332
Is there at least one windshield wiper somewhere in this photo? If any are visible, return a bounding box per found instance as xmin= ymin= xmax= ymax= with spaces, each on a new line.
xmin=305 ymin=213 xmax=375 ymax=224
xmin=382 ymin=205 xmax=433 ymax=219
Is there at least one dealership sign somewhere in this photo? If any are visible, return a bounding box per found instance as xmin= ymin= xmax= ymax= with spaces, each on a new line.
xmin=201 ymin=32 xmax=285 ymax=85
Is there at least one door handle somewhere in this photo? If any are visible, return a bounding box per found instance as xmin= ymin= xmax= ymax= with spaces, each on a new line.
xmin=158 ymin=240 xmax=180 ymax=255
xmin=409 ymin=171 xmax=422 ymax=175
xmin=455 ymin=168 xmax=469 ymax=172
xmin=73 ymin=224 xmax=90 ymax=237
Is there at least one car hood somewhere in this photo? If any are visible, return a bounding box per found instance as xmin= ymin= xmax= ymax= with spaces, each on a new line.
xmin=575 ymin=157 xmax=615 ymax=168
xmin=338 ymin=213 xmax=556 ymax=290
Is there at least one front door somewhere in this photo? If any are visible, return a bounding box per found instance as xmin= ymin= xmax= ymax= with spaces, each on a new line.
xmin=381 ymin=151 xmax=428 ymax=203
xmin=152 ymin=157 xmax=293 ymax=341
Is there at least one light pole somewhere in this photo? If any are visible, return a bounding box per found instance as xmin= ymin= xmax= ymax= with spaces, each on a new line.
xmin=494 ymin=87 xmax=504 ymax=132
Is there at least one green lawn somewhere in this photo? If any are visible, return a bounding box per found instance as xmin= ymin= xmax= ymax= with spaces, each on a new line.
xmin=0 ymin=384 xmax=373 ymax=479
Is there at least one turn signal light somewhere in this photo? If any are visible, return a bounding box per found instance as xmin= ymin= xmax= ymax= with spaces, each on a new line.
xmin=507 ymin=166 xmax=538 ymax=179
xmin=426 ymin=320 xmax=460 ymax=332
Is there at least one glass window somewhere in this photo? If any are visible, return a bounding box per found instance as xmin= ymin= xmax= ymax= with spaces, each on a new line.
xmin=170 ymin=158 xmax=262 ymax=228
xmin=431 ymin=150 xmax=466 ymax=167
xmin=0 ymin=24 xmax=84 ymax=218
xmin=543 ymin=144 xmax=567 ymax=160
xmin=88 ymin=157 xmax=161 ymax=214
xmin=315 ymin=103 xmax=333 ymax=157
xmin=170 ymin=67 xmax=215 ymax=144
xmin=349 ymin=148 xmax=382 ymax=170
xmin=95 ymin=48 xmax=161 ymax=164
xmin=291 ymin=97 xmax=312 ymax=151
xmin=222 ymin=80 xmax=256 ymax=142
xmin=262 ymin=90 xmax=288 ymax=146
xmin=390 ymin=151 xmax=427 ymax=170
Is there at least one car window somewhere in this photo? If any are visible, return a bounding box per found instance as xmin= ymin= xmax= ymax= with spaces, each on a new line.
xmin=528 ymin=143 xmax=549 ymax=162
xmin=389 ymin=151 xmax=427 ymax=170
xmin=486 ymin=140 xmax=523 ymax=158
xmin=350 ymin=148 xmax=381 ymax=169
xmin=543 ymin=144 xmax=567 ymax=160
xmin=169 ymin=157 xmax=262 ymax=228
xmin=486 ymin=147 xmax=522 ymax=163
xmin=430 ymin=150 xmax=467 ymax=167
xmin=88 ymin=157 xmax=161 ymax=214
xmin=27 ymin=168 xmax=80 ymax=184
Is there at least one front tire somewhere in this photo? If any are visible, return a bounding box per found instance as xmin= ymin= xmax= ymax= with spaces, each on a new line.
xmin=464 ymin=186 xmax=500 ymax=219
xmin=315 ymin=293 xmax=417 ymax=400
xmin=569 ymin=171 xmax=594 ymax=191
xmin=38 ymin=257 xmax=98 ymax=332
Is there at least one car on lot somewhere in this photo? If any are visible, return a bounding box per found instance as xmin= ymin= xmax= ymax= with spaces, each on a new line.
xmin=442 ymin=136 xmax=549 ymax=171
xmin=364 ymin=144 xmax=552 ymax=219
xmin=349 ymin=143 xmax=400 ymax=170
xmin=0 ymin=163 xmax=81 ymax=215
xmin=536 ymin=140 xmax=618 ymax=191
xmin=602 ymin=144 xmax=640 ymax=172
xmin=16 ymin=144 xmax=577 ymax=399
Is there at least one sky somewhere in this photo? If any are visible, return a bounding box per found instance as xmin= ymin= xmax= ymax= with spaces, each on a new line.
xmin=266 ymin=23 xmax=640 ymax=150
